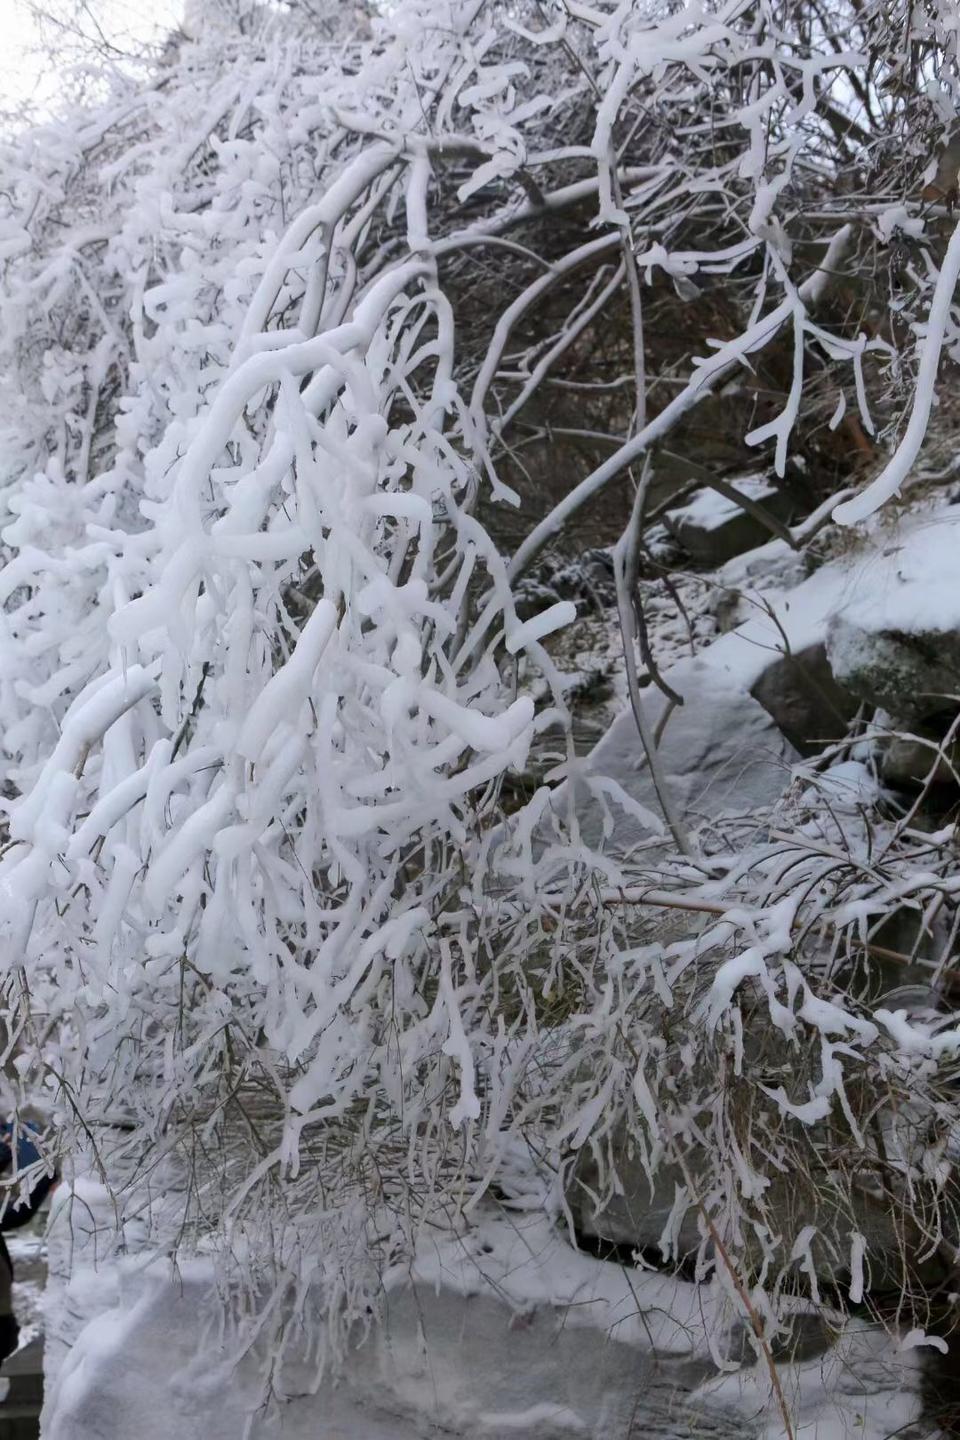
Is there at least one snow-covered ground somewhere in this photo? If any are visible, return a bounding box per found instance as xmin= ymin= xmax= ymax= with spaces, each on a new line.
xmin=40 ymin=1187 xmax=930 ymax=1440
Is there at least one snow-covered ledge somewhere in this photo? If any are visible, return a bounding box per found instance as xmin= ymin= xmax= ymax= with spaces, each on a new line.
xmin=41 ymin=1187 xmax=927 ymax=1440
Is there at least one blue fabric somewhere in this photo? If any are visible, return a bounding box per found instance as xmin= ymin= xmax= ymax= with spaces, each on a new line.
xmin=0 ymin=1124 xmax=54 ymax=1230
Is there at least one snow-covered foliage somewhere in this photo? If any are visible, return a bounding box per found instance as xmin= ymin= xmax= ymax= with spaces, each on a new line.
xmin=5 ymin=0 xmax=960 ymax=1404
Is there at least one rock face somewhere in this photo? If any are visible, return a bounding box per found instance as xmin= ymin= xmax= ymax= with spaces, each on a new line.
xmin=827 ymin=617 xmax=960 ymax=724
xmin=749 ymin=642 xmax=859 ymax=754
xmin=822 ymin=510 xmax=960 ymax=726
xmin=664 ymin=476 xmax=795 ymax=566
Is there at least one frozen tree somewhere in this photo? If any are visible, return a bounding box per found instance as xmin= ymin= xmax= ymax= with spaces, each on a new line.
xmin=4 ymin=0 xmax=960 ymax=1399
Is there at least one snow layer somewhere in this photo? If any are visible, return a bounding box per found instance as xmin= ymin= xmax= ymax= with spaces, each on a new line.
xmin=705 ymin=505 xmax=960 ymax=694
xmin=667 ymin=475 xmax=782 ymax=533
xmin=41 ymin=1200 xmax=928 ymax=1440
xmin=822 ymin=508 xmax=960 ymax=637
xmin=571 ymin=661 xmax=797 ymax=854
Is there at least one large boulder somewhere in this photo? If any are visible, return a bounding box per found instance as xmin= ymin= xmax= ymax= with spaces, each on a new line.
xmin=827 ymin=617 xmax=960 ymax=725
xmin=567 ymin=1127 xmax=949 ymax=1298
xmin=824 ymin=509 xmax=960 ymax=725
xmin=569 ymin=1138 xmax=704 ymax=1264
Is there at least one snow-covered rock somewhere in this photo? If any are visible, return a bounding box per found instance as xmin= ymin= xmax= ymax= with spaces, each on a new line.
xmin=664 ymin=476 xmax=795 ymax=566
xmin=828 ymin=617 xmax=960 ymax=725
xmin=40 ymin=1204 xmax=931 ymax=1440
xmin=546 ymin=522 xmax=867 ymax=857
xmin=636 ymin=504 xmax=960 ymax=765
xmin=825 ymin=510 xmax=960 ymax=724
xmin=566 ymin=659 xmax=798 ymax=856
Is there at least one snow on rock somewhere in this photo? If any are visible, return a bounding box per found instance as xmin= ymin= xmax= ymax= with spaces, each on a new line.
xmin=701 ymin=1316 xmax=929 ymax=1440
xmin=668 ymin=476 xmax=784 ymax=535
xmin=654 ymin=503 xmax=960 ymax=706
xmin=528 ymin=502 xmax=960 ymax=876
xmin=692 ymin=547 xmax=855 ymax=697
xmin=40 ymin=1212 xmax=740 ymax=1440
xmin=823 ymin=508 xmax=960 ymax=723
xmin=648 ymin=503 xmax=960 ymax=755
xmin=43 ymin=1178 xmax=155 ymax=1396
xmin=559 ymin=660 xmax=798 ymax=858
xmin=664 ymin=475 xmax=795 ymax=565
xmin=530 ymin=539 xmax=838 ymax=858
xmin=713 ymin=538 xmax=808 ymax=633
xmin=39 ymin=1206 xmax=928 ymax=1440
xmin=810 ymin=759 xmax=882 ymax=812
xmin=537 ymin=520 xmax=853 ymax=856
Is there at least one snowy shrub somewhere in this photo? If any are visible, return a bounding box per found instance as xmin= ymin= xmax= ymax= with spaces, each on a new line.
xmin=3 ymin=0 xmax=960 ymax=1387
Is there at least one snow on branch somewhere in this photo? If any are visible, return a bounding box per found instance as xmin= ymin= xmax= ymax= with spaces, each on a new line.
xmin=2 ymin=0 xmax=960 ymax=1380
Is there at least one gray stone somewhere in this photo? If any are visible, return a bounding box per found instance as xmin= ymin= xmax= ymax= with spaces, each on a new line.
xmin=569 ymin=1141 xmax=703 ymax=1263
xmin=880 ymin=730 xmax=960 ymax=788
xmin=727 ymin=1310 xmax=832 ymax=1365
xmin=826 ymin=615 xmax=960 ymax=725
xmin=749 ymin=642 xmax=859 ymax=754
xmin=568 ymin=1128 xmax=950 ymax=1296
